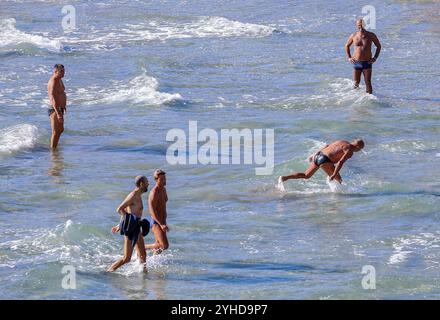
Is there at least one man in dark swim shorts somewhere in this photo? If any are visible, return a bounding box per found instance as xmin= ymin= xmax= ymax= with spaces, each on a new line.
xmin=345 ymin=19 xmax=381 ymax=94
xmin=107 ymin=175 xmax=149 ymax=272
xmin=279 ymin=139 xmax=365 ymax=185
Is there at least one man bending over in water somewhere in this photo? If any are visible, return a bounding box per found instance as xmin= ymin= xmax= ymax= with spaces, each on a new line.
xmin=145 ymin=169 xmax=169 ymax=255
xmin=47 ymin=64 xmax=67 ymax=149
xmin=345 ymin=19 xmax=381 ymax=94
xmin=108 ymin=176 xmax=149 ymax=272
xmin=279 ymin=139 xmax=364 ymax=185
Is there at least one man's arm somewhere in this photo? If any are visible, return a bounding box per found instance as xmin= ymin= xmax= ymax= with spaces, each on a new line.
xmin=48 ymin=80 xmax=63 ymax=121
xmin=116 ymin=192 xmax=134 ymax=215
xmin=345 ymin=33 xmax=355 ymax=63
xmin=371 ymin=33 xmax=381 ymax=61
xmin=330 ymin=148 xmax=353 ymax=181
xmin=61 ymin=80 xmax=67 ymax=113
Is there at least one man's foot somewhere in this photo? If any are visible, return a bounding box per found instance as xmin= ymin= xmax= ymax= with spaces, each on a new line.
xmin=277 ymin=176 xmax=286 ymax=192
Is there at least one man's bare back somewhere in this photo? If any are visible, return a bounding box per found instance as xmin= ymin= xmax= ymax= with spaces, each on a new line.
xmin=321 ymin=140 xmax=356 ymax=163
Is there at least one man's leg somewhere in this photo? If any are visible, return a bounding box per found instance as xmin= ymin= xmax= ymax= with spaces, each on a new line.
xmin=353 ymin=68 xmax=362 ymax=89
xmin=145 ymin=225 xmax=169 ymax=255
xmin=50 ymin=113 xmax=64 ymax=149
xmin=135 ymin=236 xmax=147 ymax=272
xmin=281 ymin=162 xmax=319 ymax=182
xmin=321 ymin=163 xmax=342 ymax=183
xmin=363 ymin=68 xmax=373 ymax=94
xmin=107 ymin=236 xmax=133 ymax=272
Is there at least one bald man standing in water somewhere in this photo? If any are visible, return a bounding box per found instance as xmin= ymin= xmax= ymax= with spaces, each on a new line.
xmin=108 ymin=176 xmax=149 ymax=272
xmin=279 ymin=139 xmax=365 ymax=185
xmin=47 ymin=64 xmax=67 ymax=149
xmin=345 ymin=19 xmax=381 ymax=94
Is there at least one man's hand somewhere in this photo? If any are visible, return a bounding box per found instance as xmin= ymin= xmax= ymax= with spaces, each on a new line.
xmin=160 ymin=224 xmax=169 ymax=232
xmin=56 ymin=113 xmax=64 ymax=122
xmin=368 ymin=57 xmax=376 ymax=64
xmin=348 ymin=57 xmax=355 ymax=64
xmin=308 ymin=154 xmax=314 ymax=163
xmin=111 ymin=225 xmax=120 ymax=233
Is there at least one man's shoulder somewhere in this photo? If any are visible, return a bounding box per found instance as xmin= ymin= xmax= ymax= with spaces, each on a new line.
xmin=367 ymin=30 xmax=377 ymax=38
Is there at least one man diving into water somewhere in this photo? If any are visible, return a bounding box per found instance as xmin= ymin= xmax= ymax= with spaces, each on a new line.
xmin=108 ymin=176 xmax=150 ymax=272
xmin=47 ymin=64 xmax=67 ymax=149
xmin=345 ymin=19 xmax=381 ymax=94
xmin=145 ymin=169 xmax=169 ymax=255
xmin=278 ymin=139 xmax=365 ymax=186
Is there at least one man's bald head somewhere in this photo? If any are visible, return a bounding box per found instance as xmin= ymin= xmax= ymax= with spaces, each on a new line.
xmin=352 ymin=139 xmax=365 ymax=151
xmin=134 ymin=175 xmax=149 ymax=192
xmin=356 ymin=18 xmax=366 ymax=30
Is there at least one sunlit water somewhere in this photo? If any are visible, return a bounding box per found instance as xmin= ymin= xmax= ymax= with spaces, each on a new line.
xmin=1 ymin=0 xmax=439 ymax=299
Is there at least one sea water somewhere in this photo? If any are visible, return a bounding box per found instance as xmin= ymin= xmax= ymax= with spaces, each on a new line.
xmin=1 ymin=0 xmax=439 ymax=299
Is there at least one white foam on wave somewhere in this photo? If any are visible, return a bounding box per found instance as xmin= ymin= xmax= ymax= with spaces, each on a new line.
xmin=1 ymin=219 xmax=177 ymax=275
xmin=278 ymin=78 xmax=387 ymax=110
xmin=0 ymin=18 xmax=62 ymax=52
xmin=138 ymin=16 xmax=276 ymax=40
xmin=376 ymin=140 xmax=436 ymax=155
xmin=75 ymin=71 xmax=182 ymax=106
xmin=0 ymin=124 xmax=39 ymax=154
xmin=63 ymin=16 xmax=275 ymax=50
xmin=388 ymin=232 xmax=440 ymax=266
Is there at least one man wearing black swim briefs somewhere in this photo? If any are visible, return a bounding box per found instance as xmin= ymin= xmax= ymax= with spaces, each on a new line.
xmin=47 ymin=64 xmax=67 ymax=149
xmin=345 ymin=19 xmax=381 ymax=94
xmin=108 ymin=176 xmax=149 ymax=272
xmin=279 ymin=139 xmax=365 ymax=184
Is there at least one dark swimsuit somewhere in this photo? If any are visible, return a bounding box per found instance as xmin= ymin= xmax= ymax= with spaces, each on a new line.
xmin=314 ymin=151 xmax=332 ymax=166
xmin=119 ymin=213 xmax=150 ymax=247
xmin=48 ymin=107 xmax=65 ymax=117
xmin=353 ymin=60 xmax=372 ymax=71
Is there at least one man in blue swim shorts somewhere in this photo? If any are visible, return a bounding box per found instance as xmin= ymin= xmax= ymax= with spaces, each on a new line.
xmin=345 ymin=19 xmax=381 ymax=94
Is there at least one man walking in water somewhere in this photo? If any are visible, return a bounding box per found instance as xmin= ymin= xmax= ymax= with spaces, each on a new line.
xmin=279 ymin=139 xmax=365 ymax=185
xmin=345 ymin=19 xmax=381 ymax=94
xmin=145 ymin=169 xmax=169 ymax=255
xmin=108 ymin=176 xmax=149 ymax=272
xmin=47 ymin=64 xmax=67 ymax=149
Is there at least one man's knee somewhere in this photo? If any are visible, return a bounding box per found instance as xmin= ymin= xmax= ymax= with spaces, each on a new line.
xmin=122 ymin=255 xmax=132 ymax=264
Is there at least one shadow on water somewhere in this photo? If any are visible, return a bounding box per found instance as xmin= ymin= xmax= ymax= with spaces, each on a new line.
xmin=95 ymin=144 xmax=167 ymax=155
xmin=212 ymin=261 xmax=347 ymax=274
xmin=47 ymin=149 xmax=67 ymax=184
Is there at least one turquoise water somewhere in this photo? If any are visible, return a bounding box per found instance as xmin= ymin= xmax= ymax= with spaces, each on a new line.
xmin=0 ymin=0 xmax=439 ymax=299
